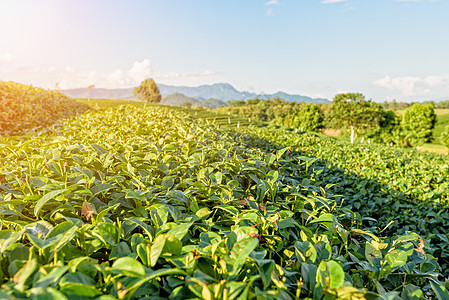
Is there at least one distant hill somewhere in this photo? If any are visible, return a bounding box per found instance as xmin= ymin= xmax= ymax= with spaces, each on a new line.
xmin=60 ymin=83 xmax=330 ymax=104
xmin=61 ymin=87 xmax=135 ymax=100
xmin=256 ymin=91 xmax=329 ymax=104
xmin=202 ymin=98 xmax=227 ymax=109
xmin=157 ymin=83 xmax=330 ymax=104
xmin=162 ymin=93 xmax=202 ymax=107
xmin=158 ymin=83 xmax=255 ymax=101
xmin=161 ymin=93 xmax=227 ymax=109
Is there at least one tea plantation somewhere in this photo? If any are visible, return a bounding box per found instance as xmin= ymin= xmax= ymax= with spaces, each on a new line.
xmin=0 ymin=82 xmax=90 ymax=136
xmin=1 ymin=102 xmax=449 ymax=299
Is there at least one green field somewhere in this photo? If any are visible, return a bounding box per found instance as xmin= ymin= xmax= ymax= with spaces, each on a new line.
xmin=432 ymin=113 xmax=449 ymax=141
xmin=1 ymin=97 xmax=449 ymax=299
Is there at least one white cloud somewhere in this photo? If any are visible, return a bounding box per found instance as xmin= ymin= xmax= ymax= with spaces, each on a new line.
xmin=266 ymin=0 xmax=279 ymax=5
xmin=59 ymin=59 xmax=153 ymax=88
xmin=128 ymin=59 xmax=152 ymax=83
xmin=158 ymin=70 xmax=220 ymax=80
xmin=154 ymin=70 xmax=222 ymax=87
xmin=188 ymin=70 xmax=220 ymax=77
xmin=3 ymin=58 xmax=220 ymax=90
xmin=395 ymin=0 xmax=440 ymax=2
xmin=0 ymin=52 xmax=14 ymax=63
xmin=107 ymin=69 xmax=125 ymax=86
xmin=40 ymin=66 xmax=56 ymax=74
xmin=373 ymin=75 xmax=449 ymax=97
xmin=158 ymin=72 xmax=183 ymax=80
xmin=265 ymin=0 xmax=278 ymax=16
xmin=424 ymin=75 xmax=443 ymax=86
xmin=336 ymin=89 xmax=350 ymax=94
xmin=48 ymin=66 xmax=56 ymax=73
xmin=85 ymin=71 xmax=99 ymax=86
xmin=373 ymin=76 xmax=421 ymax=96
xmin=321 ymin=0 xmax=348 ymax=3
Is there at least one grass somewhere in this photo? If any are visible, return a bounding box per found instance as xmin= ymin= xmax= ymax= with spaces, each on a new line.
xmin=432 ymin=113 xmax=449 ymax=140
xmin=434 ymin=109 xmax=449 ymax=115
xmin=419 ymin=143 xmax=448 ymax=154
xmin=394 ymin=108 xmax=449 ymax=116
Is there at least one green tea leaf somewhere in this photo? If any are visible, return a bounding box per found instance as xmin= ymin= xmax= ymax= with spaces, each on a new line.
xmin=385 ymin=249 xmax=408 ymax=269
xmin=90 ymin=144 xmax=108 ymax=155
xmin=111 ymin=257 xmax=145 ymax=278
xmin=34 ymin=189 xmax=68 ymax=217
xmin=59 ymin=272 xmax=96 ymax=286
xmin=0 ymin=229 xmax=26 ymax=253
xmin=34 ymin=266 xmax=70 ymax=288
xmin=365 ymin=241 xmax=383 ymax=265
xmin=13 ymin=258 xmax=38 ymax=292
xmin=430 ymin=280 xmax=449 ymax=300
xmin=309 ymin=213 xmax=333 ymax=224
xmin=126 ymin=218 xmax=154 ymax=241
xmin=231 ymin=237 xmax=258 ymax=276
xmin=96 ymin=203 xmax=120 ymax=223
xmin=317 ymin=260 xmax=345 ymax=290
xmin=150 ymin=234 xmax=166 ymax=267
xmin=167 ymin=223 xmax=192 ymax=240
xmin=59 ymin=284 xmax=102 ymax=298
xmin=90 ymin=183 xmax=116 ymax=196
xmin=162 ymin=176 xmax=175 ymax=189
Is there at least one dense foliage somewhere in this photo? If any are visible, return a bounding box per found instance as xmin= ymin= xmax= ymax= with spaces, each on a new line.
xmin=439 ymin=125 xmax=449 ymax=148
xmin=326 ymin=93 xmax=384 ymax=136
xmin=401 ymin=104 xmax=436 ymax=147
xmin=371 ymin=111 xmax=402 ymax=145
xmin=216 ymin=98 xmax=327 ymax=131
xmin=0 ymin=105 xmax=448 ymax=299
xmin=215 ymin=95 xmax=445 ymax=149
xmin=382 ymin=100 xmax=449 ymax=110
xmin=0 ymin=82 xmax=90 ymax=136
xmin=217 ymin=98 xmax=304 ymax=123
xmin=251 ymin=127 xmax=449 ymax=276
xmin=134 ymin=78 xmax=162 ymax=103
xmin=296 ymin=103 xmax=323 ymax=132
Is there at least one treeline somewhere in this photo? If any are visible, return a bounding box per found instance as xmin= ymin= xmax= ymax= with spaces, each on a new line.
xmin=382 ymin=99 xmax=449 ymax=110
xmin=217 ymin=98 xmax=326 ymax=131
xmin=215 ymin=93 xmax=442 ymax=147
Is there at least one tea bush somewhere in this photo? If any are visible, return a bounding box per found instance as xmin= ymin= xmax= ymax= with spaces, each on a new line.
xmin=0 ymin=81 xmax=90 ymax=136
xmin=0 ymin=105 xmax=447 ymax=299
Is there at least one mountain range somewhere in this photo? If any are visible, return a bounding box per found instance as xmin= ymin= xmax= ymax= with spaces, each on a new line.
xmin=60 ymin=82 xmax=330 ymax=107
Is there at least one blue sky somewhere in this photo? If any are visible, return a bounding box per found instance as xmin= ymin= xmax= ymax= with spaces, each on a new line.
xmin=1 ymin=0 xmax=448 ymax=102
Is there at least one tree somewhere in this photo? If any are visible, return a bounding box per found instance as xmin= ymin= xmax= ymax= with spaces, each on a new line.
xmin=439 ymin=125 xmax=449 ymax=148
xmin=372 ymin=110 xmax=402 ymax=145
xmin=228 ymin=100 xmax=245 ymax=107
xmin=246 ymin=99 xmax=260 ymax=105
xmin=327 ymin=93 xmax=384 ymax=143
xmin=297 ymin=103 xmax=323 ymax=132
xmin=133 ymin=78 xmax=161 ymax=103
xmin=181 ymin=102 xmax=192 ymax=109
xmin=88 ymin=84 xmax=95 ymax=101
xmin=401 ymin=103 xmax=436 ymax=146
